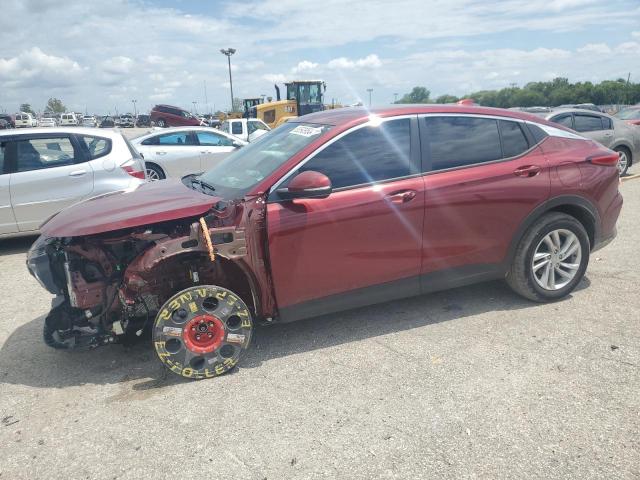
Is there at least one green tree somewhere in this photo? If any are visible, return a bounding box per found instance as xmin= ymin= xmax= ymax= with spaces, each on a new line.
xmin=435 ymin=94 xmax=459 ymax=104
xmin=396 ymin=86 xmax=431 ymax=104
xmin=44 ymin=97 xmax=66 ymax=114
xmin=20 ymin=103 xmax=35 ymax=115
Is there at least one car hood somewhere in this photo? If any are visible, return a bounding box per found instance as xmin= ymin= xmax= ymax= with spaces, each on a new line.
xmin=41 ymin=179 xmax=221 ymax=237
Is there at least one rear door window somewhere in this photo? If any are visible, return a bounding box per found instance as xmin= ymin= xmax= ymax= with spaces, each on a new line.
xmin=574 ymin=114 xmax=605 ymax=132
xmin=552 ymin=114 xmax=574 ymax=129
xmin=423 ymin=116 xmax=502 ymax=171
xmin=15 ymin=137 xmax=77 ymax=172
xmin=499 ymin=120 xmax=530 ymax=158
xmin=293 ymin=118 xmax=414 ymax=189
xmin=196 ymin=131 xmax=234 ymax=147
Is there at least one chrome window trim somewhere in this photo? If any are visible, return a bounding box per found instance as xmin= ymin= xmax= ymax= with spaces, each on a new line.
xmin=269 ymin=114 xmax=417 ymax=194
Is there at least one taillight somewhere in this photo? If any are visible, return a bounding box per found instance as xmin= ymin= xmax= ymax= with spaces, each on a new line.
xmin=587 ymin=152 xmax=619 ymax=167
xmin=120 ymin=159 xmax=146 ymax=179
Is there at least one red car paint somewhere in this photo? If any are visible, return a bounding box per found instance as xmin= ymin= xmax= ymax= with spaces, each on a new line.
xmin=41 ymin=179 xmax=220 ymax=237
xmin=35 ymin=105 xmax=622 ymax=325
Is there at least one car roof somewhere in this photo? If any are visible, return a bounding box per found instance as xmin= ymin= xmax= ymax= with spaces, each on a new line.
xmin=540 ymin=108 xmax=614 ymax=120
xmin=130 ymin=126 xmax=247 ymax=144
xmin=296 ymin=104 xmax=562 ymax=128
xmin=0 ymin=126 xmax=123 ymax=138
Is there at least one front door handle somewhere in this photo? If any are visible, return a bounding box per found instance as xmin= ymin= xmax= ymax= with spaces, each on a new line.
xmin=386 ymin=190 xmax=417 ymax=204
xmin=69 ymin=169 xmax=87 ymax=177
xmin=514 ymin=165 xmax=541 ymax=178
xmin=156 ymin=151 xmax=167 ymax=155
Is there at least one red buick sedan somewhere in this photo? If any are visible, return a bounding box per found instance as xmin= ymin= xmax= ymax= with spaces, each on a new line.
xmin=29 ymin=105 xmax=623 ymax=379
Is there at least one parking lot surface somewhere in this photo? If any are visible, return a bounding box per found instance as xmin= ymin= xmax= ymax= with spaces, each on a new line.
xmin=0 ymin=180 xmax=639 ymax=480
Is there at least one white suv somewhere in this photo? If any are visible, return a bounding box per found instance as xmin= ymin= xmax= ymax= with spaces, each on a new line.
xmin=0 ymin=127 xmax=146 ymax=237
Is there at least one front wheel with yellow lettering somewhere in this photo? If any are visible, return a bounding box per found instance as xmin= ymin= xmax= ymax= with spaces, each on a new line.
xmin=152 ymin=285 xmax=253 ymax=379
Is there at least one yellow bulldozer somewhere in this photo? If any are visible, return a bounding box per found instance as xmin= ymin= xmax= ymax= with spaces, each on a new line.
xmin=247 ymin=80 xmax=327 ymax=129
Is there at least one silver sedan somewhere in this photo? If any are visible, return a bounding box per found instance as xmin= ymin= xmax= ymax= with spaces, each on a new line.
xmin=541 ymin=108 xmax=640 ymax=176
xmin=131 ymin=126 xmax=247 ymax=181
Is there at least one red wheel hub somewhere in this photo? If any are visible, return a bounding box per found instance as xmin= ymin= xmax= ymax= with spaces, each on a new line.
xmin=182 ymin=315 xmax=225 ymax=354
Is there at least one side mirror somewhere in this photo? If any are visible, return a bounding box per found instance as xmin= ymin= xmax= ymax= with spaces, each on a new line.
xmin=277 ymin=170 xmax=332 ymax=199
xmin=232 ymin=141 xmax=244 ymax=148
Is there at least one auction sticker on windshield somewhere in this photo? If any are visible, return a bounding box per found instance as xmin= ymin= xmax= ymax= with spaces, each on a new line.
xmin=290 ymin=125 xmax=324 ymax=137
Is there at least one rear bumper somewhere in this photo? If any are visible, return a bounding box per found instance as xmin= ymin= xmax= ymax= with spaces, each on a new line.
xmin=593 ymin=191 xmax=623 ymax=251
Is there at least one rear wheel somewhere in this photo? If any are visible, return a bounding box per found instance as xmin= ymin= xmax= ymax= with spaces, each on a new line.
xmin=152 ymin=285 xmax=253 ymax=379
xmin=614 ymin=146 xmax=630 ymax=176
xmin=145 ymin=163 xmax=165 ymax=181
xmin=157 ymin=118 xmax=167 ymax=128
xmin=506 ymin=212 xmax=589 ymax=302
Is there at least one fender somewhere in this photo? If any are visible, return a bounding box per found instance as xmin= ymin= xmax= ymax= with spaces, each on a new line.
xmin=504 ymin=194 xmax=600 ymax=268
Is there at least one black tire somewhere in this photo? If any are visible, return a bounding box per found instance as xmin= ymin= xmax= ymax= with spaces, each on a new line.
xmin=145 ymin=163 xmax=165 ymax=181
xmin=614 ymin=146 xmax=631 ymax=177
xmin=157 ymin=118 xmax=167 ymax=128
xmin=506 ymin=212 xmax=590 ymax=302
xmin=152 ymin=285 xmax=253 ymax=380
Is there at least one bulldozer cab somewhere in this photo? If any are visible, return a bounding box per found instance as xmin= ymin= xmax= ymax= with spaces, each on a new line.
xmin=242 ymin=98 xmax=262 ymax=118
xmin=285 ymin=81 xmax=325 ymax=116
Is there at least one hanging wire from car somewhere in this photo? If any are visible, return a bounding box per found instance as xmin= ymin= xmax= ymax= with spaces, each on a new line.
xmin=199 ymin=217 xmax=216 ymax=262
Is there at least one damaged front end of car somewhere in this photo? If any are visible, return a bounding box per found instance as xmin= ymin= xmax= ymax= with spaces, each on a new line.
xmin=27 ymin=195 xmax=276 ymax=364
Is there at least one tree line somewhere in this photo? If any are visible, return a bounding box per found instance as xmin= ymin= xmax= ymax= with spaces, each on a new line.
xmin=395 ymin=78 xmax=640 ymax=108
xmin=18 ymin=98 xmax=67 ymax=115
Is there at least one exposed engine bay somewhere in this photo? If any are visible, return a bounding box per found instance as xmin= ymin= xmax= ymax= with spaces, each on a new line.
xmin=27 ymin=197 xmax=274 ymax=356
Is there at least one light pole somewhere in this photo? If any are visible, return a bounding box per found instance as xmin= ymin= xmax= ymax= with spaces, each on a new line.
xmin=131 ymin=99 xmax=137 ymax=117
xmin=192 ymin=101 xmax=197 ymax=115
xmin=367 ymin=88 xmax=373 ymax=107
xmin=220 ymin=48 xmax=236 ymax=112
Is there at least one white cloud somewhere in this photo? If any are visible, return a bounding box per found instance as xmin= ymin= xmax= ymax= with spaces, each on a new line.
xmin=262 ymin=73 xmax=287 ymax=84
xmin=327 ymin=54 xmax=382 ymax=70
xmin=292 ymin=60 xmax=319 ymax=74
xmin=633 ymin=31 xmax=640 ymax=38
xmin=100 ymin=56 xmax=133 ymax=75
xmin=0 ymin=47 xmax=82 ymax=88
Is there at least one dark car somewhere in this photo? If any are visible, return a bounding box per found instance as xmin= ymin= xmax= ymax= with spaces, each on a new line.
xmin=136 ymin=114 xmax=151 ymax=127
xmin=150 ymin=104 xmax=202 ymax=128
xmin=0 ymin=113 xmax=14 ymax=128
xmin=0 ymin=119 xmax=10 ymax=129
xmin=28 ymin=105 xmax=622 ymax=380
xmin=99 ymin=116 xmax=115 ymax=128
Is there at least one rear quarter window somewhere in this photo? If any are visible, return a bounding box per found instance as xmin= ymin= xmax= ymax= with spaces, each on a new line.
xmin=499 ymin=120 xmax=530 ymax=158
xmin=81 ymin=135 xmax=112 ymax=159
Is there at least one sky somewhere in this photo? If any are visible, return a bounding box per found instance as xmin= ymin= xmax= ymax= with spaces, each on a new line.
xmin=0 ymin=0 xmax=639 ymax=115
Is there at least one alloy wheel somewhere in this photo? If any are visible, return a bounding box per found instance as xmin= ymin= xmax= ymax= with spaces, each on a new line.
xmin=532 ymin=228 xmax=582 ymax=291
xmin=146 ymin=168 xmax=162 ymax=181
xmin=617 ymin=151 xmax=628 ymax=176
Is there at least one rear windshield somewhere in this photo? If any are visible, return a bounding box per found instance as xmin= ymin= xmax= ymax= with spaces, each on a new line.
xmin=122 ymin=134 xmax=142 ymax=159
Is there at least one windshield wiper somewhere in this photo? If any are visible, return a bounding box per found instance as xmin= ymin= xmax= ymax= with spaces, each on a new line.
xmin=191 ymin=177 xmax=216 ymax=194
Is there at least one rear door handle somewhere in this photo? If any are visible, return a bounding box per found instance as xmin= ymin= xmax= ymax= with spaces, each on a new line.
xmin=69 ymin=169 xmax=87 ymax=177
xmin=386 ymin=190 xmax=417 ymax=204
xmin=156 ymin=151 xmax=167 ymax=155
xmin=514 ymin=165 xmax=541 ymax=178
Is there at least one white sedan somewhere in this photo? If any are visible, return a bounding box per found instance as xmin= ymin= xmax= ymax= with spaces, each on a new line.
xmin=131 ymin=126 xmax=247 ymax=180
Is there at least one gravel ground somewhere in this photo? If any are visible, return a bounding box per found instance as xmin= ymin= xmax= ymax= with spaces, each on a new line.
xmin=0 ymin=180 xmax=638 ymax=480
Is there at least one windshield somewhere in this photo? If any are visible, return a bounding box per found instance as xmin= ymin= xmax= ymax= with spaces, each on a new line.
xmin=615 ymin=108 xmax=640 ymax=120
xmin=198 ymin=122 xmax=331 ymax=199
